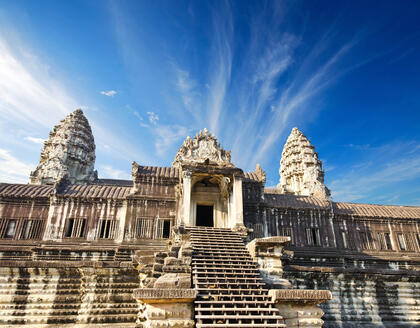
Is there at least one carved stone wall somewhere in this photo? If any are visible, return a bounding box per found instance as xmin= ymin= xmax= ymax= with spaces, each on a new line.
xmin=30 ymin=109 xmax=97 ymax=185
xmin=283 ymin=270 xmax=420 ymax=328
xmin=0 ymin=264 xmax=140 ymax=326
xmin=277 ymin=127 xmax=330 ymax=199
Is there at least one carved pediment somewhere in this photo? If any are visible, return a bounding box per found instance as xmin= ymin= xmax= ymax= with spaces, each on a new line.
xmin=172 ymin=129 xmax=232 ymax=168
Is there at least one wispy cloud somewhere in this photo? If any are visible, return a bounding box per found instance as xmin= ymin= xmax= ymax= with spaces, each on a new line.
xmin=100 ymin=90 xmax=117 ymax=97
xmin=24 ymin=136 xmax=44 ymax=144
xmin=173 ymin=66 xmax=202 ymax=123
xmin=329 ymin=141 xmax=420 ymax=204
xmin=154 ymin=125 xmax=189 ymax=157
xmin=0 ymin=148 xmax=33 ymax=183
xmin=206 ymin=2 xmax=233 ymax=135
xmin=0 ymin=33 xmax=156 ymax=183
xmin=0 ymin=38 xmax=75 ymax=128
xmin=100 ymin=165 xmax=131 ymax=180
xmin=252 ymin=39 xmax=357 ymax=165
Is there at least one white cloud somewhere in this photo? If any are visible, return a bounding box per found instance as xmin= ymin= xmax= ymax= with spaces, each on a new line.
xmin=100 ymin=165 xmax=131 ymax=180
xmin=206 ymin=3 xmax=233 ymax=135
xmin=133 ymin=111 xmax=143 ymax=121
xmin=329 ymin=142 xmax=420 ymax=203
xmin=0 ymin=148 xmax=33 ymax=183
xmin=24 ymin=136 xmax=44 ymax=144
xmin=100 ymin=90 xmax=117 ymax=97
xmin=0 ymin=38 xmax=76 ymax=128
xmin=147 ymin=111 xmax=159 ymax=124
xmin=174 ymin=66 xmax=202 ymax=123
xmin=154 ymin=125 xmax=189 ymax=157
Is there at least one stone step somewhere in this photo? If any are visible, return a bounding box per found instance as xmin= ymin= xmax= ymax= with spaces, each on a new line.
xmin=195 ymin=300 xmax=275 ymax=306
xmin=196 ymin=307 xmax=279 ymax=313
xmin=192 ymin=258 xmax=257 ymax=264
xmin=196 ymin=288 xmax=269 ymax=294
xmin=196 ymin=324 xmax=285 ymax=327
xmin=195 ymin=281 xmax=266 ymax=288
xmin=195 ymin=277 xmax=264 ymax=283
xmin=0 ymin=302 xmax=137 ymax=310
xmin=195 ymin=314 xmax=284 ymax=320
xmin=190 ymin=227 xmax=284 ymax=327
xmin=0 ymin=313 xmax=138 ymax=325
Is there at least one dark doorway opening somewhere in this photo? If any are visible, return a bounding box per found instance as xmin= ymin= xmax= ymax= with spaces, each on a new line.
xmin=162 ymin=220 xmax=171 ymax=239
xmin=196 ymin=205 xmax=214 ymax=227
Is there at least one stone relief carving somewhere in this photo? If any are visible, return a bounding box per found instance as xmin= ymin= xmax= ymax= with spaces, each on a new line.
xmin=277 ymin=127 xmax=330 ymax=199
xmin=172 ymin=128 xmax=232 ymax=167
xmin=30 ymin=109 xmax=97 ymax=185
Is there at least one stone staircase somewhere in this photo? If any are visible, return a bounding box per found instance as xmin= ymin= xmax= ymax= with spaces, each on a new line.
xmin=187 ymin=226 xmax=285 ymax=328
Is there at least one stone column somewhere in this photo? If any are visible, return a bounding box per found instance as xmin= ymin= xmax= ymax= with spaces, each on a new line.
xmin=43 ymin=196 xmax=59 ymax=240
xmin=115 ymin=199 xmax=128 ymax=243
xmin=231 ymin=175 xmax=244 ymax=228
xmin=269 ymin=289 xmax=332 ymax=328
xmin=182 ymin=171 xmax=192 ymax=226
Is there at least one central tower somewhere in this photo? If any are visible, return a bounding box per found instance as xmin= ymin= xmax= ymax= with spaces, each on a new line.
xmin=172 ymin=129 xmax=244 ymax=229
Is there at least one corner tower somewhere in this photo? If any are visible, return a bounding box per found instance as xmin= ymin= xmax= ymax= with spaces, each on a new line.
xmin=278 ymin=127 xmax=330 ymax=199
xmin=30 ymin=109 xmax=97 ymax=185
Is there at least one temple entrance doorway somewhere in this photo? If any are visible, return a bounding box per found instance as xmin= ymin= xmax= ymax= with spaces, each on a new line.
xmin=196 ymin=205 xmax=214 ymax=227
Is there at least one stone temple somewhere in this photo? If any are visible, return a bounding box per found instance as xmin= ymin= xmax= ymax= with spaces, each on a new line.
xmin=0 ymin=109 xmax=419 ymax=328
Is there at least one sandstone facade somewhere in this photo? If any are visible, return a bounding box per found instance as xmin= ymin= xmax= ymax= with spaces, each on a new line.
xmin=30 ymin=109 xmax=97 ymax=185
xmin=278 ymin=127 xmax=330 ymax=199
xmin=0 ymin=111 xmax=419 ymax=327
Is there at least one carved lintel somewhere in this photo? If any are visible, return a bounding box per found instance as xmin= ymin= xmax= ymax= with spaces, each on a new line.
xmin=133 ymin=288 xmax=197 ymax=304
xmin=269 ymin=289 xmax=332 ymax=304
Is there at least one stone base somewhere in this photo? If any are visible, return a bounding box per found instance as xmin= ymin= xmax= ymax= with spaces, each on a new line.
xmin=134 ymin=288 xmax=197 ymax=328
xmin=269 ymin=289 xmax=332 ymax=328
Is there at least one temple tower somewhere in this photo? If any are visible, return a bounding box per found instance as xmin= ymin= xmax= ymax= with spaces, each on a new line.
xmin=30 ymin=109 xmax=97 ymax=185
xmin=278 ymin=127 xmax=330 ymax=199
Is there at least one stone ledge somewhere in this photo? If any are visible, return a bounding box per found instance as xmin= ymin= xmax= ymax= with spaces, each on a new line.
xmin=269 ymin=289 xmax=332 ymax=304
xmin=0 ymin=260 xmax=122 ymax=268
xmin=285 ymin=264 xmax=420 ymax=276
xmin=133 ymin=288 xmax=197 ymax=303
xmin=252 ymin=236 xmax=291 ymax=245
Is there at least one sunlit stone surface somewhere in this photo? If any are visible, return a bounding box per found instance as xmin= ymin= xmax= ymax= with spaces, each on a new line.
xmin=0 ymin=110 xmax=419 ymax=327
xmin=278 ymin=127 xmax=331 ymax=199
xmin=30 ymin=109 xmax=97 ymax=185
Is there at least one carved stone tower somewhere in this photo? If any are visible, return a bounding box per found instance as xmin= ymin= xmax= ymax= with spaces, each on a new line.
xmin=30 ymin=109 xmax=97 ymax=185
xmin=278 ymin=127 xmax=330 ymax=199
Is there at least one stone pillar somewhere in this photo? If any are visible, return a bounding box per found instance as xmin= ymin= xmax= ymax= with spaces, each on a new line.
xmin=182 ymin=171 xmax=192 ymax=226
xmin=115 ymin=199 xmax=128 ymax=243
xmin=231 ymin=175 xmax=244 ymax=228
xmin=134 ymin=288 xmax=197 ymax=328
xmin=43 ymin=196 xmax=59 ymax=240
xmin=269 ymin=289 xmax=332 ymax=328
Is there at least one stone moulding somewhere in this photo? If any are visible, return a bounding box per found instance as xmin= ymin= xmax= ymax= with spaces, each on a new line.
xmin=133 ymin=288 xmax=197 ymax=303
xmin=252 ymin=236 xmax=291 ymax=245
xmin=269 ymin=289 xmax=332 ymax=304
xmin=269 ymin=289 xmax=332 ymax=328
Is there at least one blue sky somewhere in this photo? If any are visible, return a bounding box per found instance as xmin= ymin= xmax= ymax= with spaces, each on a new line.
xmin=0 ymin=0 xmax=420 ymax=205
